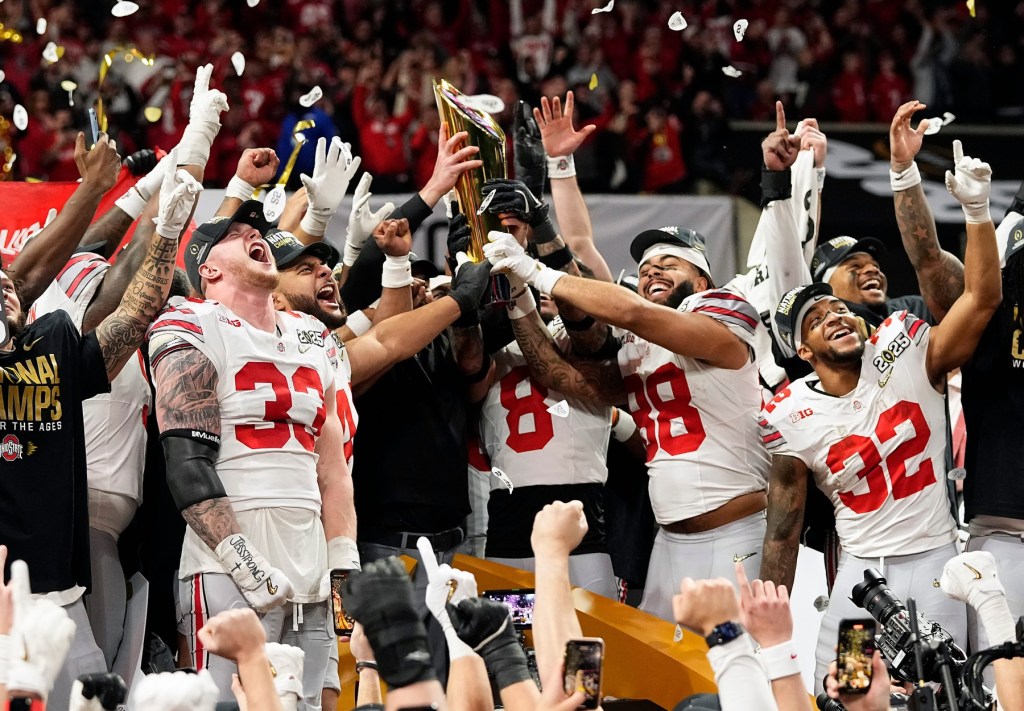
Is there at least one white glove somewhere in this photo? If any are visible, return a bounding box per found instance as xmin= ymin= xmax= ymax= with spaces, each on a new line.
xmin=317 ymin=536 xmax=361 ymax=600
xmin=133 ymin=669 xmax=219 ymax=711
xmin=153 ymin=155 xmax=203 ymax=239
xmin=343 ymin=172 xmax=395 ymax=267
xmin=265 ymin=643 xmax=304 ymax=711
xmin=939 ymin=551 xmax=1016 ymax=644
xmin=115 ymin=151 xmax=175 ymax=219
xmin=483 ymin=231 xmax=566 ymax=294
xmin=69 ymin=673 xmax=128 ymax=711
xmin=4 ymin=560 xmax=77 ymax=700
xmin=944 ymin=139 xmax=992 ymax=224
xmin=416 ymin=537 xmax=478 ymax=661
xmin=214 ymin=534 xmax=294 ymax=613
xmin=299 ymin=137 xmax=362 ymax=237
xmin=178 ymin=64 xmax=229 ymax=169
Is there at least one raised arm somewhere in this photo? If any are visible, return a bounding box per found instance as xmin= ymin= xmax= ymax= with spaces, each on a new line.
xmin=6 ymin=134 xmax=120 ymax=308
xmin=758 ymin=454 xmax=809 ymax=591
xmin=316 ymin=380 xmax=360 ymax=571
xmin=925 ymin=140 xmax=1000 ymax=384
xmin=291 ymin=137 xmax=360 ymax=245
xmin=889 ymin=100 xmax=964 ymax=321
xmin=218 ymin=148 xmax=281 ymax=219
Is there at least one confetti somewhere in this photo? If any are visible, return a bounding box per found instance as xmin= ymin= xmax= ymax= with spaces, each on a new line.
xmin=491 ymin=467 xmax=514 ymax=493
xmin=591 ymin=0 xmax=614 ymax=13
xmin=42 ymin=41 xmax=59 ymax=63
xmin=721 ymin=65 xmax=742 ymax=78
xmin=947 ymin=467 xmax=966 ymax=481
xmin=144 ymin=106 xmax=162 ymax=122
xmin=966 ymin=0 xmax=975 ymax=18
xmin=589 ymin=72 xmax=598 ymax=90
xmin=547 ymin=400 xmax=570 ymax=418
xmin=111 ymin=1 xmax=140 ymax=18
xmin=61 ymin=79 xmax=76 ymax=106
xmin=263 ymin=185 xmax=287 ymax=222
xmin=12 ymin=104 xmax=27 ymax=131
xmin=299 ymin=85 xmax=322 ymax=108
xmin=0 ymin=71 xmax=6 ymax=83
xmin=942 ymin=112 xmax=956 ymax=126
xmin=673 ymin=625 xmax=684 ymax=642
xmin=733 ymin=19 xmax=748 ymax=41
xmin=36 ymin=18 xmax=46 ymax=35
xmin=813 ymin=595 xmax=829 ymax=612
xmin=246 ymin=0 xmax=260 ymax=6
xmin=668 ymin=11 xmax=687 ymax=30
xmin=923 ymin=117 xmax=943 ymax=135
xmin=463 ymin=93 xmax=505 ymax=114
xmin=231 ymin=51 xmax=245 ymax=76
xmin=476 ymin=188 xmax=497 ymax=215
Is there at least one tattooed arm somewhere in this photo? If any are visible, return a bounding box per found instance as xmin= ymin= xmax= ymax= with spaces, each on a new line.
xmin=510 ymin=308 xmax=625 ymax=405
xmin=758 ymin=454 xmax=809 ymax=590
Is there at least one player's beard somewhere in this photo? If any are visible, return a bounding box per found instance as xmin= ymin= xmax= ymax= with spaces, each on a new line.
xmin=280 ymin=289 xmax=347 ymax=330
xmin=661 ymin=280 xmax=696 ymax=310
xmin=817 ymin=338 xmax=866 ymax=365
xmin=237 ymin=261 xmax=280 ymax=291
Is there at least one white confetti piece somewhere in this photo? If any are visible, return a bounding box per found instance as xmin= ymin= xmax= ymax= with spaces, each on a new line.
xmin=733 ymin=19 xmax=748 ymax=41
xmin=923 ymin=117 xmax=943 ymax=135
xmin=668 ymin=11 xmax=687 ymax=31
xmin=491 ymin=467 xmax=514 ymax=493
xmin=299 ymin=85 xmax=323 ymax=108
xmin=591 ymin=0 xmax=614 ymax=13
xmin=722 ymin=65 xmax=742 ymax=78
xmin=673 ymin=625 xmax=684 ymax=642
xmin=813 ymin=595 xmax=829 ymax=612
xmin=476 ymin=188 xmax=497 ymax=215
xmin=246 ymin=0 xmax=260 ymax=6
xmin=0 ymin=71 xmax=7 ymax=84
xmin=61 ymin=79 xmax=76 ymax=106
xmin=42 ymin=41 xmax=59 ymax=63
xmin=111 ymin=1 xmax=139 ymax=17
xmin=942 ymin=112 xmax=956 ymax=126
xmin=547 ymin=400 xmax=570 ymax=418
xmin=947 ymin=467 xmax=966 ymax=481
xmin=463 ymin=93 xmax=505 ymax=115
xmin=13 ymin=104 xmax=28 ymax=131
xmin=36 ymin=18 xmax=46 ymax=34
xmin=263 ymin=185 xmax=286 ymax=222
xmin=231 ymin=51 xmax=245 ymax=76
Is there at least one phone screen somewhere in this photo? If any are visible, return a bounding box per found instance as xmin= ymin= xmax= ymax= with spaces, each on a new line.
xmin=330 ymin=569 xmax=355 ymax=635
xmin=88 ymin=108 xmax=99 ymax=146
xmin=837 ymin=618 xmax=876 ymax=694
xmin=481 ymin=588 xmax=536 ymax=629
xmin=563 ymin=638 xmax=604 ymax=709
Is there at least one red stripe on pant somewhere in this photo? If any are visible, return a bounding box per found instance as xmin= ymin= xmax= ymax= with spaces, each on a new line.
xmin=193 ymin=574 xmax=206 ymax=670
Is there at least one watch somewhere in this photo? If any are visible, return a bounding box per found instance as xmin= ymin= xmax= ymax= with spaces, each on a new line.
xmin=704 ymin=621 xmax=745 ymax=649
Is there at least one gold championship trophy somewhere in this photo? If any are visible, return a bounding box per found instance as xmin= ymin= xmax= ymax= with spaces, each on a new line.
xmin=433 ymin=79 xmax=507 ymax=262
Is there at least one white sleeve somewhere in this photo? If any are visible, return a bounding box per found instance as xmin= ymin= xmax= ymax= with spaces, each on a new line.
xmin=706 ymin=634 xmax=779 ymax=711
xmin=997 ymin=209 xmax=1022 ymax=268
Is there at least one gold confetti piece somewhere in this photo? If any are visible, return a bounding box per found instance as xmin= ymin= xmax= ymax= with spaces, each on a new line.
xmin=589 ymin=72 xmax=599 ymax=90
xmin=144 ymin=106 xmax=162 ymax=122
xmin=966 ymin=0 xmax=975 ymax=18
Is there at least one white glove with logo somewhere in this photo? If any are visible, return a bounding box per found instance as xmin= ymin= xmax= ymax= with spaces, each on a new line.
xmin=417 ymin=537 xmax=478 ymax=661
xmin=134 ymin=669 xmax=219 ymax=711
xmin=153 ymin=152 xmax=203 ymax=240
xmin=343 ymin=172 xmax=395 ymax=267
xmin=3 ymin=560 xmax=77 ymax=700
xmin=299 ymin=137 xmax=362 ymax=237
xmin=944 ymin=139 xmax=992 ymax=224
xmin=940 ymin=551 xmax=1015 ymax=644
xmin=214 ymin=533 xmax=294 ymax=613
xmin=484 ymin=231 xmax=566 ymax=294
xmin=265 ymin=643 xmax=304 ymax=711
xmin=115 ymin=151 xmax=176 ymax=219
xmin=178 ymin=64 xmax=229 ymax=169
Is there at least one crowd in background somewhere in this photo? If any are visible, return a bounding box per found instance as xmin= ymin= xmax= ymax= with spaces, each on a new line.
xmin=1 ymin=0 xmax=1022 ymax=193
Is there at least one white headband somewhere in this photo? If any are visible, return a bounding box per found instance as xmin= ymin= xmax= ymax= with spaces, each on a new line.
xmin=639 ymin=244 xmax=711 ymax=276
xmin=793 ymin=294 xmax=832 ymax=348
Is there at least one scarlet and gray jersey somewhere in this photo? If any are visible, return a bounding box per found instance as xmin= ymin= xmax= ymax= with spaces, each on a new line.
xmin=331 ymin=333 xmax=358 ymax=468
xmin=30 ymin=253 xmax=151 ymax=503
xmin=480 ymin=318 xmax=611 ymax=489
xmin=148 ymin=297 xmax=337 ymax=513
xmin=759 ymin=312 xmax=957 ymax=557
xmin=619 ymin=289 xmax=769 ymax=524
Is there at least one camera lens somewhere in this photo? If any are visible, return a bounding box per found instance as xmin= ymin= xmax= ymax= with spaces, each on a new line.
xmin=851 ymin=568 xmax=904 ymax=625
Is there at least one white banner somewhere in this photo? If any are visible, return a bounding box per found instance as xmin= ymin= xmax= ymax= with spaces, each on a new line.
xmin=193 ymin=191 xmax=737 ymax=285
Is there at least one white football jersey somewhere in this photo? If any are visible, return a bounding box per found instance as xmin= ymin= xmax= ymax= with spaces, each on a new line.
xmin=618 ymin=288 xmax=769 ymax=524
xmin=480 ymin=319 xmax=611 ymax=489
xmin=759 ymin=312 xmax=957 ymax=558
xmin=30 ymin=253 xmax=151 ymax=503
xmin=330 ymin=333 xmax=358 ymax=468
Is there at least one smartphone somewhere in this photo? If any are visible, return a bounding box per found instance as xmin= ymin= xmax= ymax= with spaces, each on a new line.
xmin=563 ymin=637 xmax=604 ymax=709
xmin=836 ymin=618 xmax=877 ymax=694
xmin=481 ymin=588 xmax=536 ymax=629
xmin=88 ymin=107 xmax=99 ymax=146
xmin=330 ymin=569 xmax=355 ymax=635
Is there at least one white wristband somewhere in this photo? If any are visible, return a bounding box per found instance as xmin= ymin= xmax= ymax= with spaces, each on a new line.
xmin=532 ymin=266 xmax=566 ymax=295
xmin=115 ymin=187 xmax=148 ymax=220
xmin=225 ymin=175 xmax=256 ymax=202
xmin=300 ymin=211 xmax=330 ymax=238
xmin=327 ymin=536 xmax=361 ymax=572
xmin=610 ymin=408 xmax=638 ymax=442
xmin=890 ymin=162 xmax=921 ymax=192
xmin=381 ymin=254 xmax=412 ymax=289
xmin=346 ymin=309 xmax=373 ymax=337
xmin=507 ymin=287 xmax=537 ymax=320
xmin=343 ymin=243 xmax=362 ymax=268
xmin=758 ymin=640 xmax=801 ymax=680
xmin=976 ymin=596 xmax=1016 ymax=645
xmin=815 ymin=167 xmax=826 ymax=192
xmin=547 ymin=154 xmax=576 ymax=179
xmin=962 ymin=202 xmax=992 ymax=225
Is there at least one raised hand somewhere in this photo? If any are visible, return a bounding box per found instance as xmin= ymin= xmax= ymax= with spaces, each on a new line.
xmin=190 ymin=63 xmax=229 ymax=124
xmin=154 ymin=151 xmax=203 ymax=240
xmin=76 ymin=132 xmax=122 ymax=193
xmin=795 ymin=118 xmax=828 ymax=168
xmin=761 ymin=101 xmax=798 ymax=171
xmin=235 ymin=148 xmax=280 ymax=188
xmin=514 ymin=100 xmax=547 ymax=196
xmin=530 ymin=500 xmax=588 ymax=560
xmin=420 ymin=122 xmax=484 ymax=206
xmin=735 ymin=561 xmax=793 ymax=648
xmin=944 ymin=139 xmax=992 ymax=223
xmin=534 ymin=92 xmax=597 ymax=158
xmin=484 ymin=231 xmax=540 ymax=283
xmin=889 ymin=100 xmax=929 ymax=171
xmin=344 ymin=172 xmax=395 ymax=267
xmin=300 ymin=136 xmax=362 ymax=236
xmin=672 ymin=577 xmax=740 ymax=636
xmin=372 ymin=218 xmax=412 ymax=258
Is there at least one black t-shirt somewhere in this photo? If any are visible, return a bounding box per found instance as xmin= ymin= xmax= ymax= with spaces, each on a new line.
xmin=0 ymin=310 xmax=109 ymax=593
xmin=485 ymin=483 xmax=606 ymax=558
xmin=961 ymin=298 xmax=1024 ymax=521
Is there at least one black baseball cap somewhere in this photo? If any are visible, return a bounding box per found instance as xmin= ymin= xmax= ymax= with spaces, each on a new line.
xmin=629 ymin=226 xmax=710 ymax=268
xmin=411 ymin=256 xmax=442 ymax=280
xmin=811 ymin=236 xmax=886 ymax=283
xmin=774 ymin=281 xmax=835 ymax=351
xmin=184 ymin=200 xmax=273 ymax=294
xmin=1004 ymin=217 xmax=1024 ymax=265
xmin=265 ymin=228 xmax=339 ymax=270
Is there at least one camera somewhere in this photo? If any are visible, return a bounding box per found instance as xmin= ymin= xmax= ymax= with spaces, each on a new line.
xmin=851 ymin=568 xmax=967 ymax=685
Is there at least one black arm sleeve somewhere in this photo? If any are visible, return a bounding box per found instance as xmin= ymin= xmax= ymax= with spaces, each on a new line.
xmin=339 ymin=194 xmax=437 ymax=313
xmin=161 ymin=433 xmax=227 ymax=512
xmin=760 ymin=166 xmax=793 ymax=208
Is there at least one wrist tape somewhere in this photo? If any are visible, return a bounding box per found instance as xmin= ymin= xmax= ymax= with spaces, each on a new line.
xmin=115 ymin=187 xmax=148 ymax=220
xmin=507 ymin=287 xmax=537 ymax=320
xmin=225 ymin=175 xmax=256 ymax=202
xmin=610 ymin=408 xmax=638 ymax=442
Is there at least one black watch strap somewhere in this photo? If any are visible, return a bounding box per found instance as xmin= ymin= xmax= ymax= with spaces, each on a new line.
xmin=704 ymin=621 xmax=745 ymax=649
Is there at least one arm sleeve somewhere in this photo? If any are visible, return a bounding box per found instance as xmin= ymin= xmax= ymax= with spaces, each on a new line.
xmin=706 ymin=635 xmax=779 ymax=711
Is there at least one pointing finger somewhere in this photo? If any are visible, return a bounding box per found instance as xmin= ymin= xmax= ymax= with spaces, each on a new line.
xmin=775 ymin=100 xmax=786 ymax=132
xmin=952 ymin=139 xmax=964 ymax=163
xmin=416 ymin=537 xmax=441 ymax=580
xmin=10 ymin=559 xmax=31 ymax=610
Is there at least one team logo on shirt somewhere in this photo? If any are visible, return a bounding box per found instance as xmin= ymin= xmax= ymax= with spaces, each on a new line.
xmin=218 ymin=314 xmax=241 ymax=328
xmin=0 ymin=434 xmax=35 ymax=461
xmin=788 ymin=408 xmax=814 ymax=423
xmin=871 ymin=331 xmax=910 ymax=375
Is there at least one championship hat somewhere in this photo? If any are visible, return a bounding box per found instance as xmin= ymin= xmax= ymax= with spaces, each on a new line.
xmin=774 ymin=281 xmax=835 ymax=351
xmin=265 ymin=228 xmax=339 ymax=270
xmin=184 ymin=200 xmax=273 ymax=294
xmin=811 ymin=236 xmax=886 ymax=283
